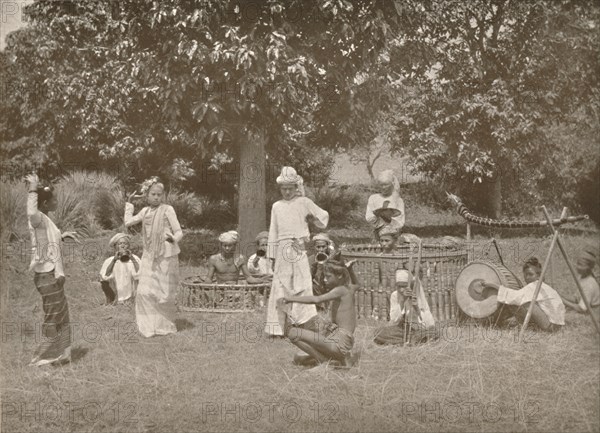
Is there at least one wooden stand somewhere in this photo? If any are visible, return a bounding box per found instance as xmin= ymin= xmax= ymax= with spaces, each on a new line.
xmin=518 ymin=206 xmax=600 ymax=341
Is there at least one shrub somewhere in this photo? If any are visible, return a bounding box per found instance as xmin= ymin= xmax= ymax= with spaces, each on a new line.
xmin=165 ymin=189 xmax=204 ymax=229
xmin=0 ymin=180 xmax=27 ymax=243
xmin=197 ymin=198 xmax=236 ymax=231
xmin=312 ymin=185 xmax=362 ymax=228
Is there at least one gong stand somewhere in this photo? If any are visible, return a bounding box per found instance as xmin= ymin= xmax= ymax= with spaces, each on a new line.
xmin=518 ymin=206 xmax=600 ymax=341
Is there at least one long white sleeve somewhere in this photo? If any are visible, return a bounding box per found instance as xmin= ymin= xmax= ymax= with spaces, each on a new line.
xmin=124 ymin=202 xmax=145 ymax=227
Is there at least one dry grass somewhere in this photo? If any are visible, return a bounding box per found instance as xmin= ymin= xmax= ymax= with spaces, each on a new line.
xmin=1 ymin=233 xmax=598 ymax=433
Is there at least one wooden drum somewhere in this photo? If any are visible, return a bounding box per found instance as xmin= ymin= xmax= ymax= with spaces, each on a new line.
xmin=455 ymin=260 xmax=522 ymax=319
xmin=179 ymin=277 xmax=271 ymax=313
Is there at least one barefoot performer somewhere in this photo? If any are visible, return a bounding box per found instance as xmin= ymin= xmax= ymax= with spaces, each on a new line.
xmin=279 ymin=260 xmax=358 ymax=367
xmin=26 ymin=173 xmax=79 ymax=366
xmin=125 ymin=177 xmax=183 ymax=337
xmin=265 ymin=166 xmax=329 ymax=336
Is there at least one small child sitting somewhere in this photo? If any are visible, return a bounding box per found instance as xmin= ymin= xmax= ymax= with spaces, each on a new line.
xmin=560 ymin=247 xmax=599 ymax=317
xmin=278 ymin=260 xmax=358 ymax=367
xmin=206 ymin=231 xmax=265 ymax=284
xmin=99 ymin=233 xmax=140 ymax=305
xmin=482 ymin=257 xmax=565 ymax=331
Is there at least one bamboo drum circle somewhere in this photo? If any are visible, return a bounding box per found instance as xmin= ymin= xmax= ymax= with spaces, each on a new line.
xmin=341 ymin=243 xmax=469 ymax=322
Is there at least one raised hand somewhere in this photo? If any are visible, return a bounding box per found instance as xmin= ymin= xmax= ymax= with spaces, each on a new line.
xmin=128 ymin=191 xmax=144 ymax=202
xmin=25 ymin=173 xmax=39 ymax=189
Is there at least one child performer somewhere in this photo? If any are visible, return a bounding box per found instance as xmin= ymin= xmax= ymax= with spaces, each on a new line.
xmin=560 ymin=248 xmax=600 ymax=316
xmin=247 ymin=231 xmax=274 ymax=279
xmin=365 ymin=169 xmax=405 ymax=241
xmin=265 ymin=166 xmax=329 ymax=336
xmin=482 ymin=257 xmax=565 ymax=331
xmin=206 ymin=231 xmax=265 ymax=284
xmin=26 ymin=173 xmax=79 ymax=366
xmin=279 ymin=260 xmax=358 ymax=367
xmin=99 ymin=233 xmax=141 ymax=305
xmin=125 ymin=177 xmax=183 ymax=338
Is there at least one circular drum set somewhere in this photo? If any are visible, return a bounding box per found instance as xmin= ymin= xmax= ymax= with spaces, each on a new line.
xmin=178 ymin=244 xmax=521 ymax=321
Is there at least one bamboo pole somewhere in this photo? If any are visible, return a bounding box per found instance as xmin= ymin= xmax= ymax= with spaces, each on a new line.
xmin=518 ymin=207 xmax=565 ymax=342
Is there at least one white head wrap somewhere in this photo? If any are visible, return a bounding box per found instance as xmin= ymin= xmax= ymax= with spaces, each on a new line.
xmin=377 ymin=169 xmax=400 ymax=193
xmin=276 ymin=166 xmax=305 ymax=197
xmin=109 ymin=233 xmax=131 ymax=248
xmin=219 ymin=231 xmax=239 ymax=243
xmin=396 ymin=269 xmax=410 ymax=284
xmin=255 ymin=231 xmax=269 ymax=242
xmin=312 ymin=233 xmax=331 ymax=243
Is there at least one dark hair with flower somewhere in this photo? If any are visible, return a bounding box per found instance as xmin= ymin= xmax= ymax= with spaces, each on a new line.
xmin=36 ymin=184 xmax=54 ymax=202
xmin=139 ymin=176 xmax=162 ymax=195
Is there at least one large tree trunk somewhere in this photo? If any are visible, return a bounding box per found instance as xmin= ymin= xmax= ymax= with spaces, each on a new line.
xmin=489 ymin=174 xmax=502 ymax=219
xmin=238 ymin=129 xmax=267 ymax=259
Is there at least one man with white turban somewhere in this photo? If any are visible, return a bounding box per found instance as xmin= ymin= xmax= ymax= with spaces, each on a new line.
xmin=374 ymin=268 xmax=437 ymax=345
xmin=365 ymin=169 xmax=405 ymax=241
xmin=99 ymin=233 xmax=141 ymax=304
xmin=206 ymin=230 xmax=266 ymax=284
xmin=265 ymin=166 xmax=329 ymax=336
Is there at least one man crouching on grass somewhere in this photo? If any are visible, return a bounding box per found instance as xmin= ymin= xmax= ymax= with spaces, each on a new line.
xmin=277 ymin=260 xmax=358 ymax=367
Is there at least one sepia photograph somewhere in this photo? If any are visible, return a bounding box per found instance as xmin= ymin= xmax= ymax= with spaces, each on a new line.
xmin=1 ymin=1 xmax=599 ymax=432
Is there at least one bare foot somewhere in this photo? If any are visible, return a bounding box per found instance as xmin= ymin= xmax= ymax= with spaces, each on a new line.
xmin=342 ymin=351 xmax=360 ymax=368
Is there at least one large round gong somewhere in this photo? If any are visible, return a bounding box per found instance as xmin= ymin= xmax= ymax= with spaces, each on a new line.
xmin=455 ymin=260 xmax=522 ymax=319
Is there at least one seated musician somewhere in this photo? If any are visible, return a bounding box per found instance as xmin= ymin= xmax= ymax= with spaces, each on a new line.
xmin=560 ymin=248 xmax=599 ymax=317
xmin=482 ymin=257 xmax=565 ymax=331
xmin=206 ymin=231 xmax=265 ymax=284
xmin=99 ymin=233 xmax=140 ymax=305
xmin=378 ymin=225 xmax=399 ymax=254
xmin=308 ymin=233 xmax=339 ymax=296
xmin=374 ymin=269 xmax=437 ymax=345
xmin=247 ymin=231 xmax=274 ymax=278
xmin=365 ymin=169 xmax=405 ymax=241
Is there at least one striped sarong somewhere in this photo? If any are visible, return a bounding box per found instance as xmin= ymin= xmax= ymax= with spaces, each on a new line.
xmin=136 ymin=255 xmax=178 ymax=337
xmin=32 ymin=271 xmax=71 ymax=364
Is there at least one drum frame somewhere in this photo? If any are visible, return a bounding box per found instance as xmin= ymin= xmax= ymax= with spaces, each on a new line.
xmin=341 ymin=243 xmax=469 ymax=322
xmin=179 ymin=277 xmax=271 ymax=313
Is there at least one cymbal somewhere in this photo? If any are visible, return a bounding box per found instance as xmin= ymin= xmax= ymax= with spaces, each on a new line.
xmin=373 ymin=207 xmax=402 ymax=219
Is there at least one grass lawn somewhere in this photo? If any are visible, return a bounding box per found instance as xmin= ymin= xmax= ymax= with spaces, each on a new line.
xmin=1 ymin=232 xmax=599 ymax=433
